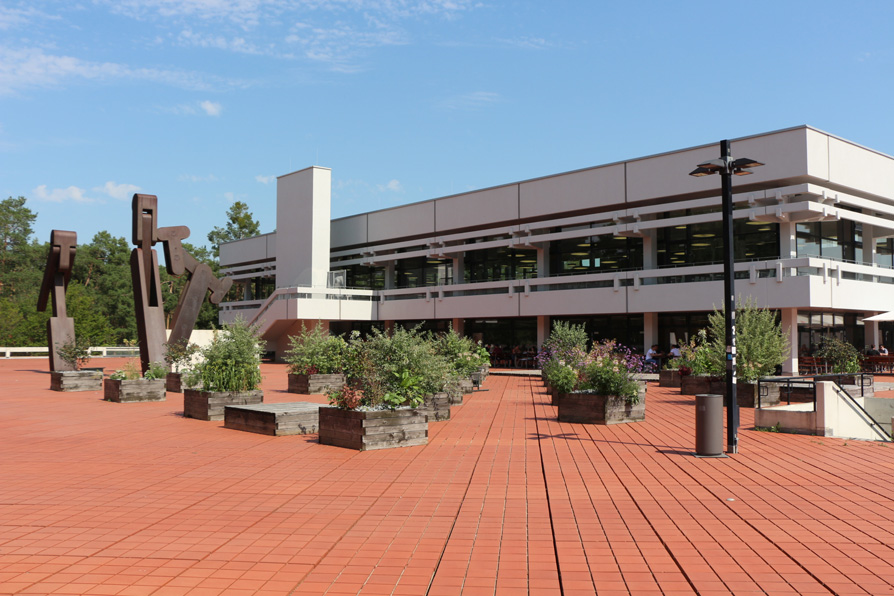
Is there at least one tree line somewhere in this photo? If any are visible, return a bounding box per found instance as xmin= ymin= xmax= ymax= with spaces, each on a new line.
xmin=0 ymin=196 xmax=259 ymax=347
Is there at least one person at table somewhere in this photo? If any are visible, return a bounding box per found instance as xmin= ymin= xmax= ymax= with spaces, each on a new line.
xmin=669 ymin=344 xmax=682 ymax=359
xmin=645 ymin=344 xmax=663 ymax=369
xmin=867 ymin=345 xmax=881 ymax=356
xmin=880 ymin=345 xmax=889 ymax=356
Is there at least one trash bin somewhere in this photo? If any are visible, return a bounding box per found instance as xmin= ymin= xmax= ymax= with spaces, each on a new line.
xmin=695 ymin=393 xmax=723 ymax=456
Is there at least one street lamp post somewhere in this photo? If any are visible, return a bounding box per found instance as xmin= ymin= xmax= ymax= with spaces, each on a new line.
xmin=690 ymin=140 xmax=763 ymax=454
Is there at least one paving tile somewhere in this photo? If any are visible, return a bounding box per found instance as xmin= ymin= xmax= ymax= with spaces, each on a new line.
xmin=2 ymin=361 xmax=894 ymax=595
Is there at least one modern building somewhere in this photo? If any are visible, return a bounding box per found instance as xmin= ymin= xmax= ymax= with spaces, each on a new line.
xmin=218 ymin=125 xmax=894 ymax=374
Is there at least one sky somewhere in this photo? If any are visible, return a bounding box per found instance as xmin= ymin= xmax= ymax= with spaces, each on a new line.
xmin=3 ymin=0 xmax=894 ymax=251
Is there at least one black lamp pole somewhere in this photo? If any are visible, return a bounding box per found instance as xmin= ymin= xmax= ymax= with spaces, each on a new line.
xmin=690 ymin=140 xmax=763 ymax=454
xmin=719 ymin=139 xmax=739 ymax=454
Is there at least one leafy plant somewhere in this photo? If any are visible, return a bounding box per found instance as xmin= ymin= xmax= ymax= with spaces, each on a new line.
xmin=163 ymin=339 xmax=200 ymax=373
xmin=185 ymin=318 xmax=265 ymax=392
xmin=56 ymin=335 xmax=92 ymax=370
xmin=550 ymin=364 xmax=579 ymax=394
xmin=547 ymin=339 xmax=644 ymax=403
xmin=284 ymin=323 xmax=346 ymax=375
xmin=705 ymin=298 xmax=789 ymax=383
xmin=814 ymin=336 xmax=861 ymax=373
xmin=677 ymin=330 xmax=722 ymax=378
xmin=110 ymin=360 xmax=166 ymax=381
xmin=433 ymin=329 xmax=490 ymax=378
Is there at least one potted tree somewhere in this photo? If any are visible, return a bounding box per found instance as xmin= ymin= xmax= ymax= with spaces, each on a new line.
xmin=433 ymin=329 xmax=490 ymax=403
xmin=537 ymin=321 xmax=590 ymax=405
xmin=163 ymin=339 xmax=200 ymax=393
xmin=555 ymin=340 xmax=647 ymax=425
xmin=183 ymin=319 xmax=265 ymax=421
xmin=104 ymin=360 xmax=166 ymax=402
xmin=284 ymin=324 xmax=347 ymax=394
xmin=318 ymin=327 xmax=438 ymax=450
xmin=703 ymin=299 xmax=787 ymax=407
xmin=50 ymin=336 xmax=103 ymax=392
xmin=814 ymin=336 xmax=869 ymax=390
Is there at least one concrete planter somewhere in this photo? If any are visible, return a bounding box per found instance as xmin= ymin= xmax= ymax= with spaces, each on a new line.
xmin=658 ymin=369 xmax=682 ymax=388
xmin=423 ymin=392 xmax=451 ymax=422
xmin=104 ymin=378 xmax=166 ymax=403
xmin=288 ymin=373 xmax=346 ymax=395
xmin=50 ymin=368 xmax=103 ymax=392
xmin=184 ymin=389 xmax=263 ymax=421
xmin=165 ymin=372 xmax=183 ymax=393
xmin=557 ymin=388 xmax=646 ymax=424
xmin=318 ymin=407 xmax=428 ymax=451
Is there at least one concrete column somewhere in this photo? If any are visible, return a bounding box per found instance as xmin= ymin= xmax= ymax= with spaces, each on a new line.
xmin=643 ymin=312 xmax=658 ymax=353
xmin=536 ymin=315 xmax=550 ymax=348
xmin=865 ymin=316 xmax=880 ymax=350
xmin=452 ymin=252 xmax=465 ymax=283
xmin=275 ymin=166 xmax=330 ymax=288
xmin=384 ymin=262 xmax=396 ymax=290
xmin=779 ymin=221 xmax=797 ymax=278
xmin=642 ymin=230 xmax=657 ymax=269
xmin=537 ymin=242 xmax=550 ymax=278
xmin=780 ymin=307 xmax=799 ymax=375
xmin=452 ymin=318 xmax=465 ymax=335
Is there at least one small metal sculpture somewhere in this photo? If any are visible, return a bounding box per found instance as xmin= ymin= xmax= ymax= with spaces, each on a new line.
xmin=37 ymin=230 xmax=78 ymax=371
xmin=130 ymin=194 xmax=232 ymax=372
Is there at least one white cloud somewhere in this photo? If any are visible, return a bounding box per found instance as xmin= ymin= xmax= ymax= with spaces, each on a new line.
xmin=255 ymin=174 xmax=275 ymax=184
xmin=178 ymin=173 xmax=218 ymax=182
xmin=437 ymin=90 xmax=501 ymax=111
xmin=33 ymin=184 xmax=96 ymax=203
xmin=95 ymin=181 xmax=141 ymax=200
xmin=495 ymin=36 xmax=551 ymax=50
xmin=200 ymin=100 xmax=223 ymax=116
xmin=0 ymin=47 xmax=244 ymax=96
xmin=178 ymin=29 xmax=266 ymax=55
xmin=377 ymin=179 xmax=403 ymax=192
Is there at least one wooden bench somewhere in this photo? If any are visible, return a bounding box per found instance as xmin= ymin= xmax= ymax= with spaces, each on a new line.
xmin=224 ymin=402 xmax=330 ymax=436
xmin=862 ymin=355 xmax=894 ymax=373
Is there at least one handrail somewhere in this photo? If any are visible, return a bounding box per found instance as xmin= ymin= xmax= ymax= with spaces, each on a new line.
xmin=829 ymin=383 xmax=890 ymax=442
xmin=1 ymin=346 xmax=141 ymax=359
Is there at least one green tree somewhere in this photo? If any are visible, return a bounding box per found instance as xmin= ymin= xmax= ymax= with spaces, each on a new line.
xmin=0 ymin=196 xmax=39 ymax=298
xmin=207 ymin=201 xmax=260 ymax=256
xmin=74 ymin=232 xmax=136 ymax=343
xmin=706 ymin=297 xmax=790 ymax=382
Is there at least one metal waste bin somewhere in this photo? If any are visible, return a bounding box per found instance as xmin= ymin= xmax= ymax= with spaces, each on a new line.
xmin=695 ymin=393 xmax=723 ymax=456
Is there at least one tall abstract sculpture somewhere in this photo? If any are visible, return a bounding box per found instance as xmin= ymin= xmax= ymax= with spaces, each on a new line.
xmin=37 ymin=230 xmax=78 ymax=371
xmin=130 ymin=194 xmax=233 ymax=372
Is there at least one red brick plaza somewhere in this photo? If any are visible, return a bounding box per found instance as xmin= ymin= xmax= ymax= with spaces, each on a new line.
xmin=2 ymin=359 xmax=894 ymax=596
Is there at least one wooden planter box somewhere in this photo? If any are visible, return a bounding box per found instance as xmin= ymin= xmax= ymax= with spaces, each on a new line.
xmin=550 ymin=386 xmax=559 ymax=406
xmin=165 ymin=372 xmax=183 ymax=393
xmin=557 ymin=388 xmax=646 ymax=425
xmin=50 ymin=368 xmax=103 ymax=392
xmin=224 ymin=402 xmax=329 ymax=435
xmin=679 ymin=375 xmax=723 ymax=396
xmin=287 ymin=373 xmax=345 ymax=395
xmin=183 ymin=389 xmax=263 ymax=421
xmin=319 ymin=407 xmax=428 ymax=451
xmin=459 ymin=378 xmax=474 ymax=395
xmin=104 ymin=378 xmax=166 ymax=403
xmin=423 ymin=392 xmax=451 ymax=422
xmin=446 ymin=385 xmax=464 ymax=405
xmin=658 ymin=369 xmax=682 ymax=388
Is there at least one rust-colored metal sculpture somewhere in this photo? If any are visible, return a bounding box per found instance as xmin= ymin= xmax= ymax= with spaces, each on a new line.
xmin=37 ymin=230 xmax=78 ymax=371
xmin=130 ymin=194 xmax=233 ymax=372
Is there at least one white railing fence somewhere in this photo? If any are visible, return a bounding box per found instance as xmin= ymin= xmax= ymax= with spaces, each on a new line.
xmin=1 ymin=346 xmax=142 ymax=359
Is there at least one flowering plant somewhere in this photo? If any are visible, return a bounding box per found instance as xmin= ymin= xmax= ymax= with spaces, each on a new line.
xmin=550 ymin=340 xmax=645 ymax=403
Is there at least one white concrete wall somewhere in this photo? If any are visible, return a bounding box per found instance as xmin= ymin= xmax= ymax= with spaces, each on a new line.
xmin=219 ymin=233 xmax=275 ymax=267
xmin=436 ymin=185 xmax=519 ymax=232
xmin=519 ymin=163 xmax=625 ymax=219
xmin=276 ymin=167 xmax=331 ymax=287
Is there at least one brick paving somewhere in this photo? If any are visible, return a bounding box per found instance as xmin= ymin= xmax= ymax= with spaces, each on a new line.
xmin=1 ymin=358 xmax=894 ymax=595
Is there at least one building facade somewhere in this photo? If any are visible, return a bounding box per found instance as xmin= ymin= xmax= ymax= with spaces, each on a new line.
xmin=219 ymin=126 xmax=894 ymax=373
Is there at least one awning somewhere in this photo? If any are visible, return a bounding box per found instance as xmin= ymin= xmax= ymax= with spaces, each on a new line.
xmin=862 ymin=312 xmax=894 ymax=322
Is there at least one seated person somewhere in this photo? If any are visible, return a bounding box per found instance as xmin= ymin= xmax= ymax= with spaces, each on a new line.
xmin=880 ymin=345 xmax=889 ymax=356
xmin=669 ymin=344 xmax=682 ymax=359
xmin=645 ymin=344 xmax=662 ymax=369
xmin=868 ymin=345 xmax=881 ymax=356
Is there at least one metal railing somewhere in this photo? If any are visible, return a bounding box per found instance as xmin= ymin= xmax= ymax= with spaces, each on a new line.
xmin=1 ymin=346 xmax=141 ymax=359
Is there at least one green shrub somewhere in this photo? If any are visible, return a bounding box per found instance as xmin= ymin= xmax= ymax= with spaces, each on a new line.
xmin=110 ymin=360 xmax=166 ymax=381
xmin=163 ymin=339 xmax=200 ymax=373
xmin=815 ymin=336 xmax=861 ymax=373
xmin=284 ymin=323 xmax=346 ymax=375
xmin=56 ymin=335 xmax=91 ymax=370
xmin=186 ymin=319 xmax=265 ymax=392
xmin=433 ymin=329 xmax=490 ymax=377
xmin=705 ymin=298 xmax=789 ymax=382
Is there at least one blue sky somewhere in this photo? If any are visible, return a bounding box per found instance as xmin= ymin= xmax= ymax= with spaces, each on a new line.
xmin=3 ymin=0 xmax=893 ymax=250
